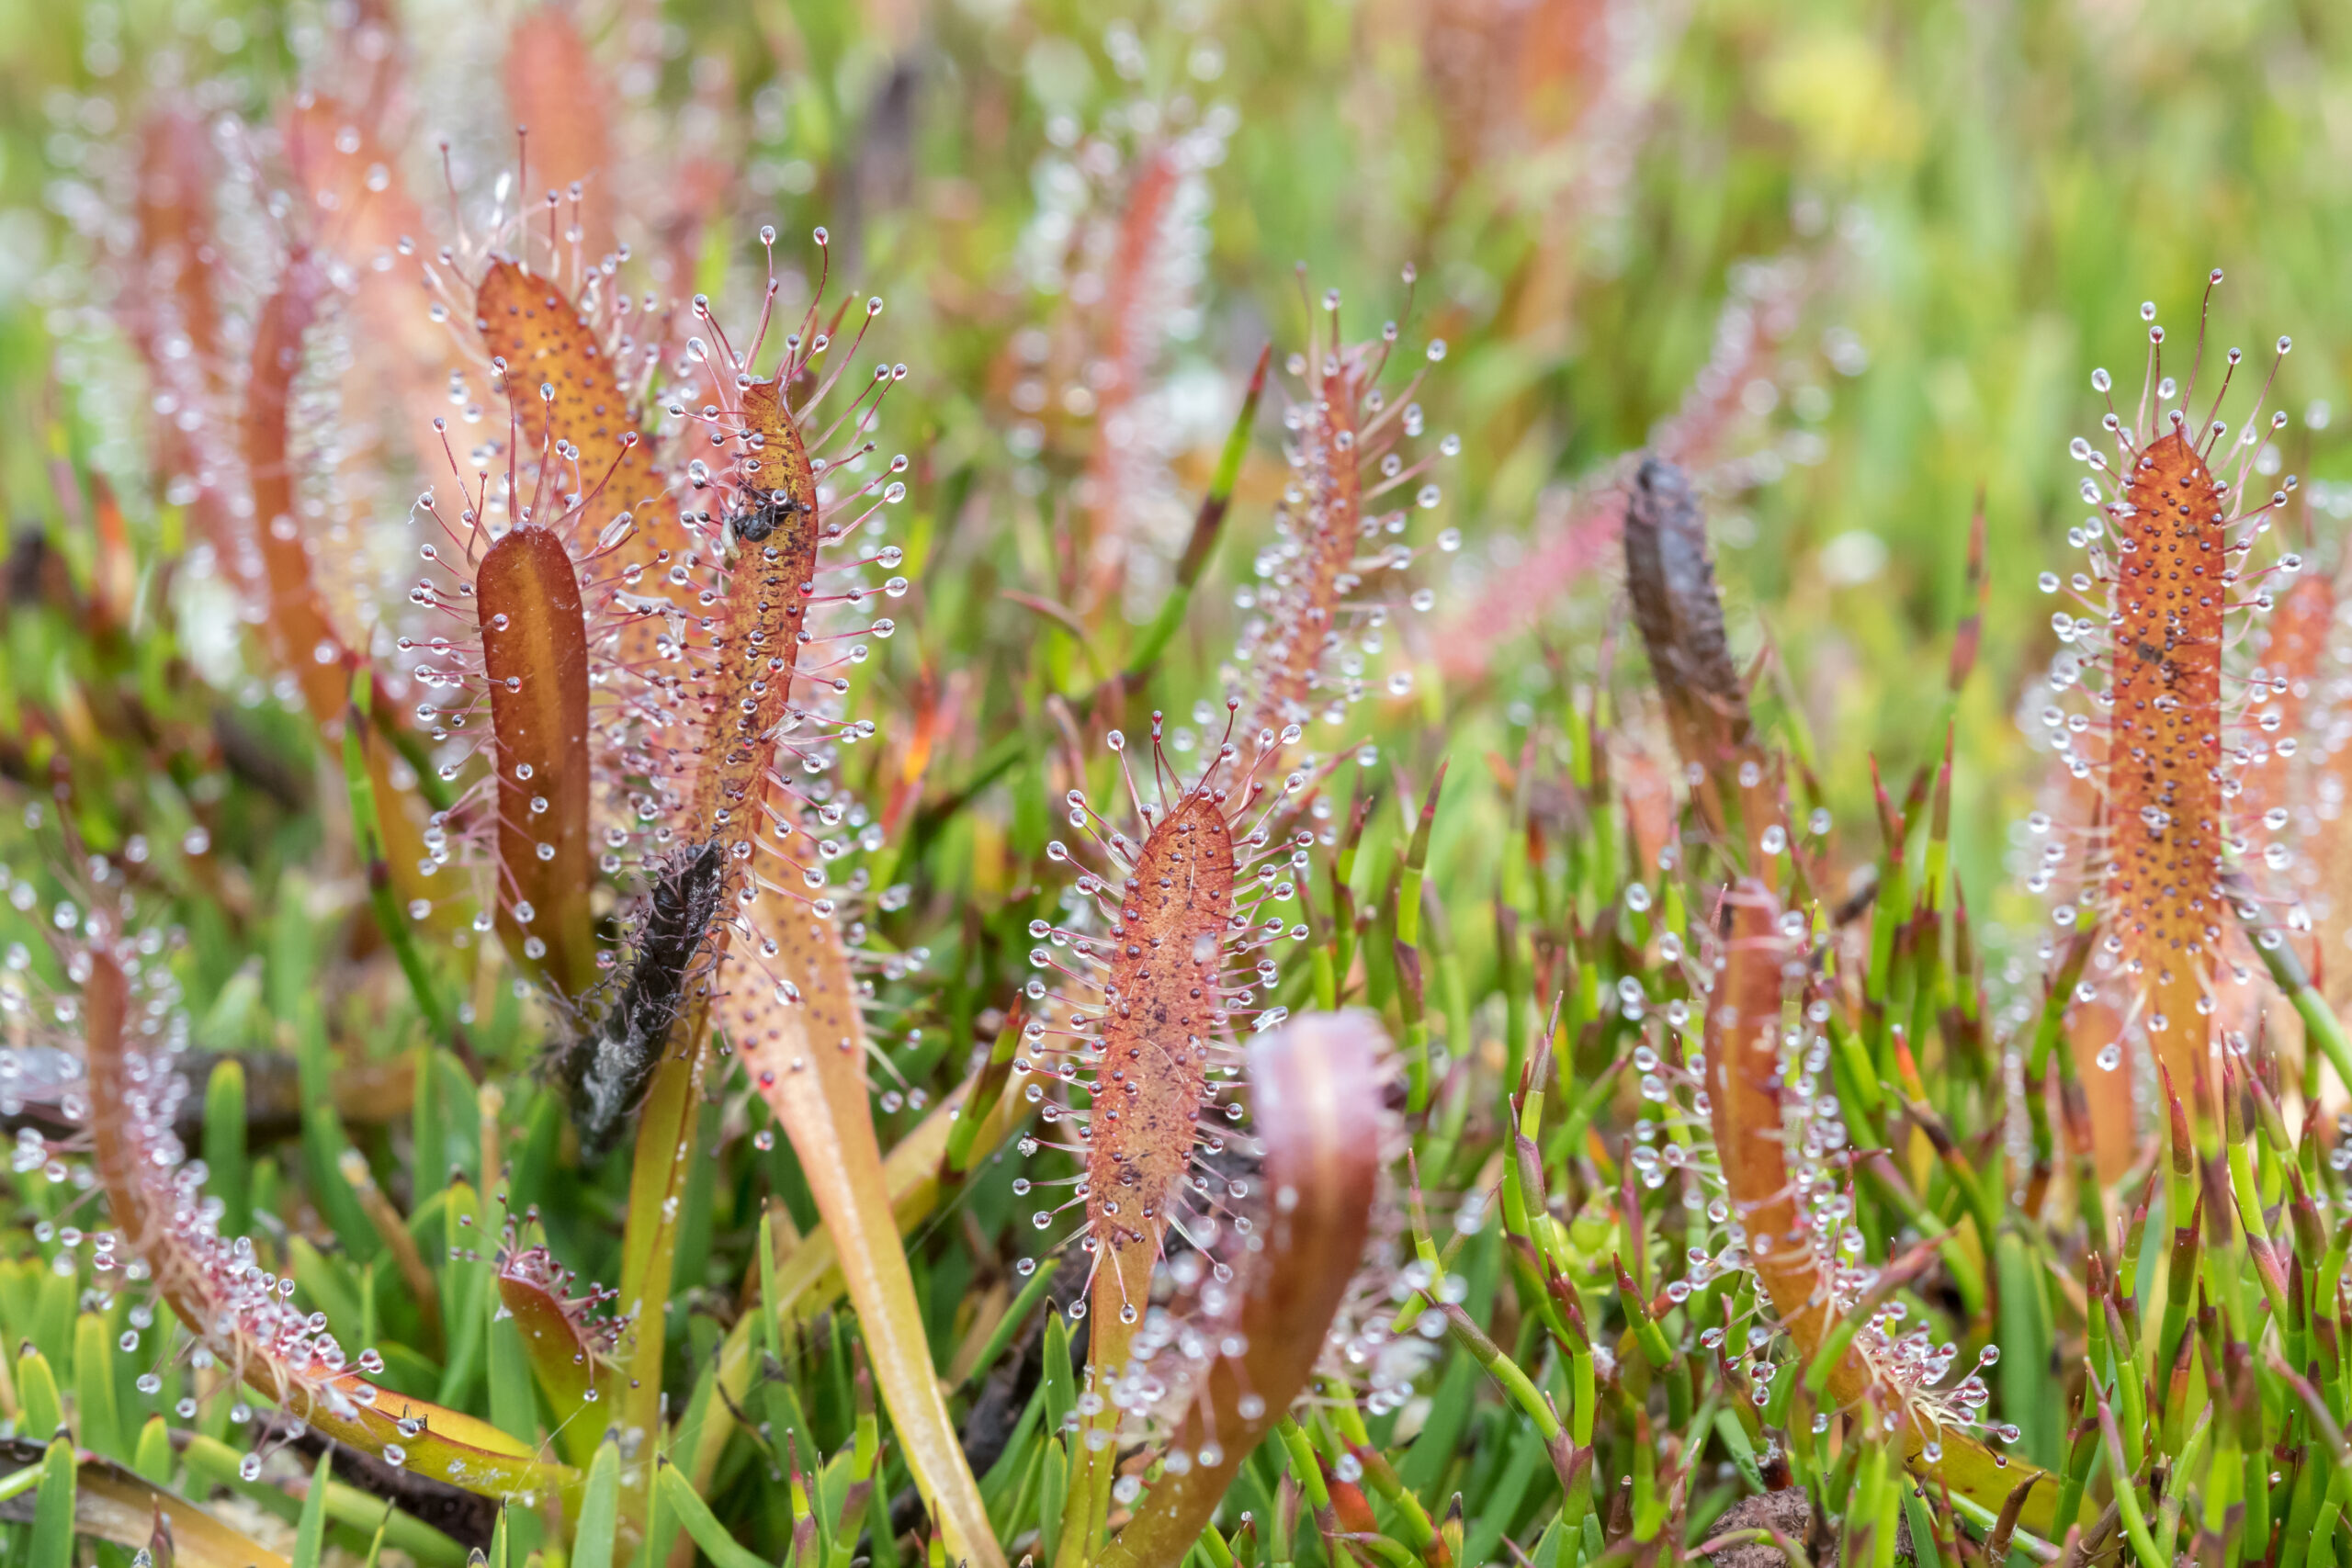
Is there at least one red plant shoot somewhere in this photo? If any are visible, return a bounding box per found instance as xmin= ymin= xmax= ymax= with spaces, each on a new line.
xmin=1699 ymin=886 xmax=2052 ymax=1531
xmin=1081 ymin=786 xmax=1236 ymax=1339
xmin=1021 ymin=715 xmax=1340 ymax=1557
xmin=643 ymin=236 xmax=1002 ymax=1564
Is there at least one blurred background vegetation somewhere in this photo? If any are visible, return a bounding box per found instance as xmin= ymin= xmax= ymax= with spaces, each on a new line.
xmin=0 ymin=0 xmax=2347 ymax=1560
xmin=8 ymin=0 xmax=2352 ymax=994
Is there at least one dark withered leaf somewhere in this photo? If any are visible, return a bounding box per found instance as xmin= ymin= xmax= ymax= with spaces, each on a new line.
xmin=1622 ymin=454 xmax=1750 ymax=771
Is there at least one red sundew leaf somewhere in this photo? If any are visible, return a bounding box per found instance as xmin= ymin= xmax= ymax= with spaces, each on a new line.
xmin=2064 ymin=999 xmax=2140 ymax=1184
xmin=280 ymin=95 xmax=450 ymax=475
xmin=1083 ymin=790 xmax=1238 ymax=1375
xmin=2242 ymin=567 xmax=2331 ymax=818
xmin=243 ymin=251 xmax=446 ymax=922
xmin=621 ymin=366 xmax=1001 ymax=1556
xmin=1055 ymin=779 xmax=1249 ymax=1560
xmin=476 ymin=524 xmax=598 ymax=998
xmin=1701 ymin=891 xmax=2060 ymax=1537
xmin=1081 ymin=144 xmax=1185 ymax=603
xmin=126 ymin=107 xmax=229 ymax=554
xmin=494 ymin=1247 xmax=613 ymax=1468
xmin=83 ymin=953 xmax=573 ymax=1502
xmin=722 ymin=808 xmax=1003 ymax=1568
xmin=129 ymin=109 xmax=221 ymax=381
xmin=245 ymin=252 xmax=359 ymax=729
xmin=474 ymin=260 xmax=650 ymax=518
xmin=503 ymin=8 xmax=618 ymax=269
xmin=2102 ymin=430 xmax=2228 ymax=1124
xmin=1239 ymin=345 xmax=1365 ymax=753
xmin=472 ymin=259 xmax=679 ymax=671
xmin=604 ymin=373 xmax=810 ymax=1506
xmin=1097 ymin=1012 xmax=1388 ymax=1568
xmin=684 ymin=378 xmax=821 ymax=840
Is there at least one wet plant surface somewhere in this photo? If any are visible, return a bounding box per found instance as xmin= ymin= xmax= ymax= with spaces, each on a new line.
xmin=13 ymin=6 xmax=2352 ymax=1568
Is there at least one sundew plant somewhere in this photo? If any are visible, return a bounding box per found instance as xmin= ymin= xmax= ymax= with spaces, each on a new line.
xmin=22 ymin=5 xmax=2352 ymax=1568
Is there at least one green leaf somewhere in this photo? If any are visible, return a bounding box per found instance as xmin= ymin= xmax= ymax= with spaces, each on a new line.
xmin=17 ymin=1346 xmax=63 ymax=1440
xmin=573 ymin=1437 xmax=622 ymax=1568
xmin=204 ymin=1059 xmax=252 ymax=1243
xmin=71 ymin=1313 xmax=122 ymax=1460
xmin=132 ymin=1416 xmax=173 ymax=1486
xmin=658 ymin=1461 xmax=775 ymax=1568
xmin=1042 ymin=1311 xmax=1076 ymax=1438
xmin=29 ymin=1437 xmax=75 ymax=1568
xmin=292 ymin=1448 xmax=334 ymax=1568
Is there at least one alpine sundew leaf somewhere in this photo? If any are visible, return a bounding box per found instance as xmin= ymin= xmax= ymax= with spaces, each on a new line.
xmin=2098 ymin=422 xmax=2232 ymax=1124
xmin=604 ymin=365 xmax=828 ymax=1495
xmin=723 ymin=815 xmax=1001 ymax=1568
xmin=470 ymin=258 xmax=675 ymax=646
xmin=2044 ymin=282 xmax=2299 ymax=1139
xmin=83 ymin=950 xmax=574 ymax=1503
xmin=1082 ymin=789 xmax=1234 ymax=1353
xmin=1235 ymin=284 xmax=1452 ymax=763
xmin=1701 ymin=888 xmax=2059 ymax=1537
xmin=476 ymin=524 xmax=597 ymax=998
xmin=281 ymin=93 xmax=449 ymax=475
xmin=493 ymin=1242 xmax=617 ymax=1470
xmin=1056 ymin=784 xmax=1240 ymax=1561
xmin=1096 ymin=1012 xmax=1389 ymax=1568
xmin=245 ymin=251 xmax=357 ymax=729
xmin=125 ymin=105 xmax=230 ymax=556
xmin=603 ymin=257 xmax=960 ymax=1546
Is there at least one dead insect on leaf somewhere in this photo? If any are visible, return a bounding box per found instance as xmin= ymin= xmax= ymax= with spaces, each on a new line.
xmin=565 ymin=840 xmax=727 ymax=1155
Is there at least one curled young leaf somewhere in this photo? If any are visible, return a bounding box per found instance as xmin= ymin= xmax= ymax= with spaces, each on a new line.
xmin=1622 ymin=455 xmax=1758 ymax=840
xmin=1100 ymin=1011 xmax=1388 ymax=1568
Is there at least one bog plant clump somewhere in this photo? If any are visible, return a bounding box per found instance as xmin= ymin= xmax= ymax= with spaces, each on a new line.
xmin=11 ymin=6 xmax=2352 ymax=1568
